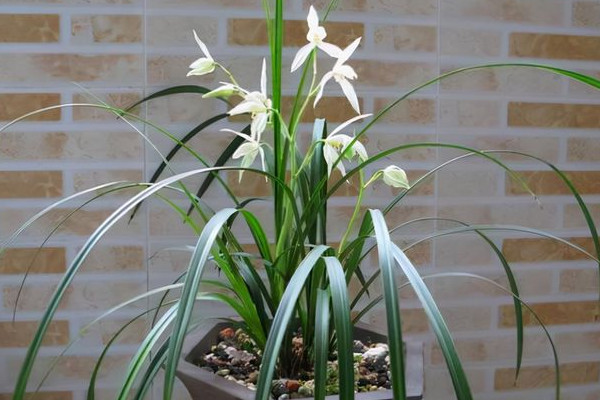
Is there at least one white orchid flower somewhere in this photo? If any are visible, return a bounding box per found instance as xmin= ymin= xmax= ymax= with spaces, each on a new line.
xmin=222 ymin=129 xmax=266 ymax=182
xmin=314 ymin=37 xmax=361 ymax=114
xmin=322 ymin=113 xmax=371 ymax=177
xmin=228 ymin=59 xmax=272 ymax=138
xmin=381 ymin=165 xmax=410 ymax=188
xmin=203 ymin=82 xmax=241 ymax=99
xmin=187 ymin=30 xmax=216 ymax=77
xmin=365 ymin=165 xmax=410 ymax=189
xmin=291 ymin=5 xmax=342 ymax=72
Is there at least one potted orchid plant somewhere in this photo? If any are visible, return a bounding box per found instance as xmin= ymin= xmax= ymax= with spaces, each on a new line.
xmin=6 ymin=1 xmax=600 ymax=400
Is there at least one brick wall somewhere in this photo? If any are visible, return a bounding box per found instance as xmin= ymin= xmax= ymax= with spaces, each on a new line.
xmin=0 ymin=1 xmax=599 ymax=399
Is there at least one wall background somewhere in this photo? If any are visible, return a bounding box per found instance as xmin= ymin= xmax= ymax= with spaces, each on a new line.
xmin=0 ymin=0 xmax=599 ymax=399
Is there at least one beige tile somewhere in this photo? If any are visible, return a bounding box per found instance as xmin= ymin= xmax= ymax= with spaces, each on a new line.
xmin=568 ymin=138 xmax=600 ymax=162
xmin=431 ymin=333 xmax=550 ymax=364
xmin=495 ymin=362 xmax=599 ymax=390
xmin=3 ymin=281 xmax=146 ymax=311
xmin=0 ymin=320 xmax=69 ymax=347
xmin=80 ymin=246 xmax=145 ymax=272
xmin=440 ymin=66 xmax=564 ymax=95
xmin=439 ymin=203 xmax=559 ymax=229
xmin=509 ymin=102 xmax=600 ymax=129
xmin=0 ymin=14 xmax=59 ymax=42
xmin=429 ymin=270 xmax=553 ymax=299
xmin=147 ymin=0 xmax=258 ymax=7
xmin=373 ymin=98 xmax=436 ymax=125
xmin=71 ymin=15 xmax=142 ymax=43
xmin=564 ymin=203 xmax=600 ymax=228
xmin=0 ymin=54 xmax=143 ymax=84
xmin=353 ymin=61 xmax=436 ymax=88
xmin=229 ymin=19 xmax=363 ymax=48
xmin=441 ymin=28 xmax=502 ymax=57
xmin=0 ymin=393 xmax=71 ymax=400
xmin=572 ymin=1 xmax=600 ymax=27
xmin=306 ymin=0 xmax=437 ymax=15
xmin=6 ymin=354 xmax=130 ymax=383
xmin=364 ymin=133 xmax=437 ymax=163
xmin=0 ymin=171 xmax=62 ymax=198
xmin=559 ymin=269 xmax=599 ymax=293
xmin=499 ymin=300 xmax=600 ymax=327
xmin=373 ymin=25 xmax=436 ymax=53
xmin=424 ymin=368 xmax=487 ymax=398
xmin=0 ymin=93 xmax=60 ymax=121
xmin=440 ymin=99 xmax=501 ymax=127
xmin=0 ymin=208 xmax=142 ymax=237
xmin=437 ymin=169 xmax=498 ymax=197
xmin=510 ymin=33 xmax=600 ymax=61
xmin=441 ymin=135 xmax=560 ymax=163
xmin=0 ymin=131 xmax=142 ymax=161
xmin=502 ymin=237 xmax=594 ymax=263
xmin=557 ymin=331 xmax=600 ymax=355
xmin=73 ymin=170 xmax=143 ymax=195
xmin=506 ymin=171 xmax=600 ymax=195
xmin=280 ymin=96 xmax=363 ymax=123
xmin=72 ymin=92 xmax=141 ymax=120
xmin=147 ymin=16 xmax=217 ymax=47
xmin=0 ymin=247 xmax=66 ymax=274
xmin=442 ymin=0 xmax=565 ymax=25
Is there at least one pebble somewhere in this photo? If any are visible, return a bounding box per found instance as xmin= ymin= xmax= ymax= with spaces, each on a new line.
xmin=298 ymin=385 xmax=313 ymax=397
xmin=218 ymin=327 xmax=235 ymax=340
xmin=272 ymin=380 xmax=289 ymax=398
xmin=247 ymin=371 xmax=259 ymax=384
xmin=216 ymin=369 xmax=230 ymax=377
xmin=285 ymin=380 xmax=301 ymax=392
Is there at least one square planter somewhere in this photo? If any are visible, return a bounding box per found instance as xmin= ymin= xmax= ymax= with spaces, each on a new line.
xmin=176 ymin=321 xmax=423 ymax=400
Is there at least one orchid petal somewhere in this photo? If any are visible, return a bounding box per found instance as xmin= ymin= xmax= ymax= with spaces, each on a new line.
xmin=339 ymin=78 xmax=360 ymax=114
xmin=314 ymin=71 xmax=334 ymax=108
xmin=336 ymin=64 xmax=358 ymax=80
xmin=291 ymin=43 xmax=315 ymax=72
xmin=328 ymin=113 xmax=372 ymax=137
xmin=260 ymin=58 xmax=267 ymax=97
xmin=307 ymin=5 xmax=319 ymax=30
xmin=229 ymin=100 xmax=263 ymax=116
xmin=323 ymin=143 xmax=338 ymax=177
xmin=233 ymin=142 xmax=259 ymax=160
xmin=337 ymin=37 xmax=361 ymax=65
xmin=251 ymin=112 xmax=269 ymax=141
xmin=193 ymin=30 xmax=213 ymax=60
xmin=187 ymin=59 xmax=215 ymax=76
xmin=221 ymin=128 xmax=254 ymax=143
xmin=353 ymin=140 xmax=368 ymax=161
xmin=317 ymin=42 xmax=342 ymax=58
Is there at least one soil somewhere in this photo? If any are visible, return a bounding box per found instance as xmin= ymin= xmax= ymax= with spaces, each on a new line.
xmin=194 ymin=327 xmax=393 ymax=399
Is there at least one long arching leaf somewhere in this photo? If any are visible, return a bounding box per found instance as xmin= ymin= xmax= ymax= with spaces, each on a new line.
xmin=369 ymin=209 xmax=407 ymax=400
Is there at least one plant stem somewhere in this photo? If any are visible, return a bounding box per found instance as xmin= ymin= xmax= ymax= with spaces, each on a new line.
xmin=339 ymin=170 xmax=365 ymax=255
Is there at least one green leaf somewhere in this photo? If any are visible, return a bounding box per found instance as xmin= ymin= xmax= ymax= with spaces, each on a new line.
xmin=369 ymin=209 xmax=406 ymax=400
xmin=117 ymin=305 xmax=178 ymax=400
xmin=255 ymin=246 xmax=329 ymax=400
xmin=163 ymin=208 xmax=238 ymax=398
xmin=323 ymin=257 xmax=354 ymax=400
xmin=314 ymin=289 xmax=330 ymax=400
xmin=121 ymin=85 xmax=226 ymax=114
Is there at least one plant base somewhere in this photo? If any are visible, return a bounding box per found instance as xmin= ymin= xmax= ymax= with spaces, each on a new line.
xmin=176 ymin=321 xmax=423 ymax=400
